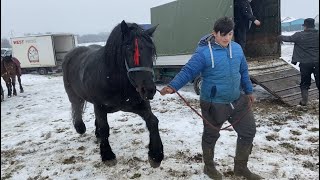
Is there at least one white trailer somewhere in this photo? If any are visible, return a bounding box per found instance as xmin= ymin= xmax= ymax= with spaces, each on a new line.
xmin=10 ymin=34 xmax=77 ymax=75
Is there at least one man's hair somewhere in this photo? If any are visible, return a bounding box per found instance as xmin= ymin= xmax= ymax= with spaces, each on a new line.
xmin=213 ymin=17 xmax=235 ymax=35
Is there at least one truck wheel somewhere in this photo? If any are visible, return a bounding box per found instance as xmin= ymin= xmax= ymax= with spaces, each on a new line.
xmin=38 ymin=68 xmax=48 ymax=75
xmin=193 ymin=75 xmax=202 ymax=95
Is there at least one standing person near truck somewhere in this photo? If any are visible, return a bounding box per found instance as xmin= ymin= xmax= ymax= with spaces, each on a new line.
xmin=234 ymin=0 xmax=261 ymax=49
xmin=278 ymin=18 xmax=319 ymax=106
xmin=160 ymin=17 xmax=262 ymax=180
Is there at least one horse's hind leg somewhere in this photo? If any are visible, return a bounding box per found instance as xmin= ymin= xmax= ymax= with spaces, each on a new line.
xmin=94 ymin=104 xmax=116 ymax=165
xmin=17 ymin=75 xmax=24 ymax=93
xmin=71 ymin=99 xmax=86 ymax=134
xmin=11 ymin=76 xmax=17 ymax=96
xmin=64 ymin=86 xmax=86 ymax=134
xmin=95 ymin=118 xmax=101 ymax=141
xmin=5 ymin=79 xmax=12 ymax=97
xmin=125 ymin=101 xmax=164 ymax=168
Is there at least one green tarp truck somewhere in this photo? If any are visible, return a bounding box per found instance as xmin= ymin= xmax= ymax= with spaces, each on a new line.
xmin=151 ymin=0 xmax=281 ymax=94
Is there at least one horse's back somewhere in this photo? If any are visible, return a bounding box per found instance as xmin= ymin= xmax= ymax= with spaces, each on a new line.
xmin=62 ymin=45 xmax=104 ymax=99
xmin=62 ymin=45 xmax=101 ymax=72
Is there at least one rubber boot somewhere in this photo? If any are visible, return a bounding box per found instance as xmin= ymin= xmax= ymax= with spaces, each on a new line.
xmin=299 ymin=88 xmax=308 ymax=106
xmin=202 ymin=142 xmax=222 ymax=180
xmin=234 ymin=143 xmax=262 ymax=180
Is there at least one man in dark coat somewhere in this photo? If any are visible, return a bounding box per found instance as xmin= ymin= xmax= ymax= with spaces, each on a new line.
xmin=278 ymin=18 xmax=319 ymax=106
xmin=234 ymin=0 xmax=261 ymax=49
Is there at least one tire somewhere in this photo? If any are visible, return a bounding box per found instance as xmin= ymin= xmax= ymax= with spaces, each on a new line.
xmin=193 ymin=75 xmax=202 ymax=95
xmin=38 ymin=67 xmax=48 ymax=75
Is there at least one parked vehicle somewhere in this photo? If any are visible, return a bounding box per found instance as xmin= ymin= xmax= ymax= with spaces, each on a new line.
xmin=10 ymin=34 xmax=77 ymax=75
xmin=1 ymin=48 xmax=12 ymax=57
xmin=151 ymin=0 xmax=281 ymax=94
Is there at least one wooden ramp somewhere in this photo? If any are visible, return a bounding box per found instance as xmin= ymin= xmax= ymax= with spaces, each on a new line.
xmin=247 ymin=58 xmax=319 ymax=106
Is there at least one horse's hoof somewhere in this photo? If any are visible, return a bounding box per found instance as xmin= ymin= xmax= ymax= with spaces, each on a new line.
xmin=148 ymin=156 xmax=161 ymax=168
xmin=74 ymin=122 xmax=86 ymax=134
xmin=7 ymin=95 xmax=11 ymax=98
xmin=101 ymin=151 xmax=117 ymax=166
xmin=20 ymin=90 xmax=24 ymax=93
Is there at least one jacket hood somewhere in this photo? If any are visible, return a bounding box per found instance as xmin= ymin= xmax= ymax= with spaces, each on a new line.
xmin=198 ymin=34 xmax=233 ymax=68
xmin=198 ymin=34 xmax=215 ymax=47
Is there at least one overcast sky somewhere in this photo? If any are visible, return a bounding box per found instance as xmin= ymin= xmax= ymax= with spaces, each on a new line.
xmin=1 ymin=0 xmax=319 ymax=38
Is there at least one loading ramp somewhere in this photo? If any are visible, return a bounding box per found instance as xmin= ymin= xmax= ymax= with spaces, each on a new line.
xmin=248 ymin=58 xmax=319 ymax=106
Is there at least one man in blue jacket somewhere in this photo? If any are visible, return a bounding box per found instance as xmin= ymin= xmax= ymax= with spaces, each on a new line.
xmin=160 ymin=17 xmax=261 ymax=180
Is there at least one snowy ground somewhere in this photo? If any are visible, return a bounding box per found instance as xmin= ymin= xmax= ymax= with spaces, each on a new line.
xmin=1 ymin=33 xmax=319 ymax=180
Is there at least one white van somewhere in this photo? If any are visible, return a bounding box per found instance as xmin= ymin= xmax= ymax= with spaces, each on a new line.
xmin=10 ymin=34 xmax=77 ymax=75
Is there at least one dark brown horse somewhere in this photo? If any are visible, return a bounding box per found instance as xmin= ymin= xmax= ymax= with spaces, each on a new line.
xmin=1 ymin=55 xmax=24 ymax=97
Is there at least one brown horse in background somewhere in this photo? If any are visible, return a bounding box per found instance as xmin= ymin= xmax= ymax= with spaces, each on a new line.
xmin=1 ymin=55 xmax=24 ymax=98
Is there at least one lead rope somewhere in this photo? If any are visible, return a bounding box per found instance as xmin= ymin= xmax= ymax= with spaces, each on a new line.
xmin=156 ymin=89 xmax=252 ymax=131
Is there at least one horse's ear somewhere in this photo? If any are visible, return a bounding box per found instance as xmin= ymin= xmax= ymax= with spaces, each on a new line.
xmin=121 ymin=20 xmax=130 ymax=36
xmin=145 ymin=24 xmax=158 ymax=37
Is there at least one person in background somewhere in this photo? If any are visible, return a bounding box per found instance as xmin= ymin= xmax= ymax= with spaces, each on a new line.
xmin=160 ymin=17 xmax=262 ymax=180
xmin=234 ymin=0 xmax=261 ymax=49
xmin=278 ymin=18 xmax=319 ymax=106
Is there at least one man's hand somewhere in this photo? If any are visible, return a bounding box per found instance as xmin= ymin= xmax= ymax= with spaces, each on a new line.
xmin=160 ymin=86 xmax=175 ymax=95
xmin=247 ymin=94 xmax=255 ymax=104
xmin=254 ymin=20 xmax=261 ymax=26
xmin=291 ymin=61 xmax=297 ymax=65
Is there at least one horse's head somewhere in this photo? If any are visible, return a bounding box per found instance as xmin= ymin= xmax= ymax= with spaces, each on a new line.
xmin=120 ymin=20 xmax=158 ymax=100
xmin=3 ymin=55 xmax=12 ymax=63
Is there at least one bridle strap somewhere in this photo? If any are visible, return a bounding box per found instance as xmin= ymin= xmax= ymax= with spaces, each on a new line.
xmin=124 ymin=59 xmax=154 ymax=87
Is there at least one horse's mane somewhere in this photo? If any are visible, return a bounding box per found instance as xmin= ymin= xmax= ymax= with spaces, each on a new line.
xmin=104 ymin=23 xmax=156 ymax=68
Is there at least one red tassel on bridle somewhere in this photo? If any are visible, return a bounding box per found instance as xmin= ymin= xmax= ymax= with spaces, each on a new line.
xmin=134 ymin=38 xmax=140 ymax=66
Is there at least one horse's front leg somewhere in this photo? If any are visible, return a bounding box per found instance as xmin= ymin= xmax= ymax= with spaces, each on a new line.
xmin=17 ymin=75 xmax=24 ymax=93
xmin=11 ymin=76 xmax=17 ymax=96
xmin=129 ymin=101 xmax=164 ymax=168
xmin=94 ymin=104 xmax=116 ymax=165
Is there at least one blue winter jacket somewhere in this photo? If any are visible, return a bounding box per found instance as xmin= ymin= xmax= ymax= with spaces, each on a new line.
xmin=168 ymin=34 xmax=253 ymax=104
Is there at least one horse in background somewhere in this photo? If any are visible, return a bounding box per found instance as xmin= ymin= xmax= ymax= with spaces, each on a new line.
xmin=62 ymin=20 xmax=163 ymax=167
xmin=1 ymin=55 xmax=24 ymax=97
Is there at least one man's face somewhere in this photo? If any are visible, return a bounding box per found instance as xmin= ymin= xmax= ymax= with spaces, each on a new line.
xmin=212 ymin=30 xmax=234 ymax=48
